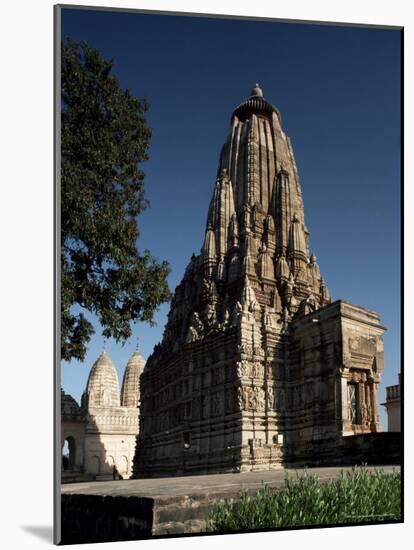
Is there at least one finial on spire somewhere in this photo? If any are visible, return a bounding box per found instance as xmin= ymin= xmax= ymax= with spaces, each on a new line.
xmin=251 ymin=83 xmax=263 ymax=98
xmin=135 ymin=335 xmax=140 ymax=352
xmin=103 ymin=336 xmax=107 ymax=352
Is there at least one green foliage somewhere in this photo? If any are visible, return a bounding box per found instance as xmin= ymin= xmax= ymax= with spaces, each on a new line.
xmin=208 ymin=467 xmax=401 ymax=532
xmin=61 ymin=39 xmax=171 ymax=361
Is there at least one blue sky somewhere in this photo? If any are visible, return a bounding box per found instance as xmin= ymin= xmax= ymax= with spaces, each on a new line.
xmin=60 ymin=8 xmax=401 ymax=428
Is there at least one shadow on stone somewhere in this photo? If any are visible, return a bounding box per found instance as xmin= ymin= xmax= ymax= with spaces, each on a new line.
xmin=21 ymin=525 xmax=53 ymax=543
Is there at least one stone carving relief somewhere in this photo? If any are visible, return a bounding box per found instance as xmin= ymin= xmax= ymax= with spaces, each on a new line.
xmin=351 ymin=370 xmax=362 ymax=383
xmin=258 ymin=243 xmax=275 ymax=279
xmin=212 ymin=392 xmax=223 ymax=416
xmin=263 ymin=307 xmax=277 ymax=327
xmin=230 ymin=301 xmax=243 ymax=327
xmin=236 ymin=360 xmax=251 ymax=378
xmin=236 ymin=386 xmax=244 ymax=410
xmin=238 ymin=343 xmax=253 ymax=356
xmin=221 ymin=307 xmax=230 ymax=329
xmin=252 ymin=362 xmax=264 ymax=379
xmin=267 ymin=386 xmax=275 ymax=410
xmin=237 ymin=385 xmax=267 ymax=411
xmin=241 ymin=277 xmax=260 ymax=313
xmin=185 ymin=312 xmax=205 ymax=343
xmin=244 ymin=387 xmax=255 ymax=409
xmin=205 ymin=303 xmax=218 ymax=330
xmin=349 ymin=336 xmax=361 ymax=351
xmin=349 ymin=335 xmax=377 ymax=357
xmin=361 ymin=402 xmax=369 ymax=426
xmin=242 ymin=204 xmax=251 ymax=231
xmin=254 ymin=386 xmax=266 ymax=411
xmin=297 ymin=293 xmax=317 ymax=316
xmin=376 ymin=337 xmax=384 ymax=353
xmin=217 ymin=256 xmax=226 ymax=282
xmin=236 ymin=360 xmax=265 ymax=379
xmin=227 ymin=253 xmax=240 ymax=282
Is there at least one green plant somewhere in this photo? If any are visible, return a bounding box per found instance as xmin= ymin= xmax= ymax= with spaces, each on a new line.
xmin=208 ymin=467 xmax=401 ymax=532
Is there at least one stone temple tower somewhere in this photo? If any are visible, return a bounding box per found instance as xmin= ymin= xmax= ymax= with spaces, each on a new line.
xmin=81 ymin=349 xmax=144 ymax=479
xmin=134 ymin=86 xmax=385 ymax=476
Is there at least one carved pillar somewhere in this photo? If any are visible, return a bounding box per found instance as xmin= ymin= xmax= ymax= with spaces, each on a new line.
xmin=373 ymin=383 xmax=380 ymax=424
xmin=358 ymin=381 xmax=365 ymax=425
xmin=340 ymin=375 xmax=351 ymax=434
xmin=366 ymin=381 xmax=373 ymax=427
xmin=369 ymin=381 xmax=381 ymax=430
xmin=365 ymin=382 xmax=371 ymax=423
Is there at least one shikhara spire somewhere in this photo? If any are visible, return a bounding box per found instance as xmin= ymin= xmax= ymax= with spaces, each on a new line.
xmin=134 ymin=87 xmax=385 ymax=477
xmin=159 ymin=85 xmax=329 ymax=353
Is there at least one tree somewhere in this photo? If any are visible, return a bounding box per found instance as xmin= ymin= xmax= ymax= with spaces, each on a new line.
xmin=61 ymin=39 xmax=171 ymax=362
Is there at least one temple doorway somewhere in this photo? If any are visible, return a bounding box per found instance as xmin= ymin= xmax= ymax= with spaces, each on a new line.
xmin=62 ymin=436 xmax=76 ymax=471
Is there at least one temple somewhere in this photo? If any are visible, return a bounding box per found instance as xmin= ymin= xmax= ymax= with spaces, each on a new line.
xmin=61 ymin=346 xmax=145 ymax=481
xmin=133 ymin=85 xmax=386 ymax=476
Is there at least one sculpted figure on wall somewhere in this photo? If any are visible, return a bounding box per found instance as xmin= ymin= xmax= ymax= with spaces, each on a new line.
xmin=230 ymin=301 xmax=243 ymax=327
xmin=237 ymin=360 xmax=252 ymax=378
xmin=253 ymin=386 xmax=266 ymax=411
xmin=236 ymin=386 xmax=244 ymax=411
xmin=267 ymin=386 xmax=275 ymax=410
xmin=185 ymin=311 xmax=205 ymax=343
xmin=252 ymin=362 xmax=264 ymax=379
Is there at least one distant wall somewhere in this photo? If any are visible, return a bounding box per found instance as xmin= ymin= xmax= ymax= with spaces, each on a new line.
xmin=386 ymin=402 xmax=401 ymax=432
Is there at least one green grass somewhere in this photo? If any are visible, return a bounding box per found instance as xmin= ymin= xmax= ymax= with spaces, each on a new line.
xmin=208 ymin=467 xmax=401 ymax=532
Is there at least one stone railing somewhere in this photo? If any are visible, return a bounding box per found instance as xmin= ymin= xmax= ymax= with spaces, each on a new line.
xmin=386 ymin=384 xmax=400 ymax=401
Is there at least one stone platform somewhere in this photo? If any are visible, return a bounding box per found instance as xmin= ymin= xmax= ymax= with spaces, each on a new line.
xmin=61 ymin=465 xmax=400 ymax=544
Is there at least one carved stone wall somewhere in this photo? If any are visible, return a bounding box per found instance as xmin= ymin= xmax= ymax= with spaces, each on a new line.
xmin=287 ymin=300 xmax=384 ymax=464
xmin=84 ymin=406 xmax=138 ymax=479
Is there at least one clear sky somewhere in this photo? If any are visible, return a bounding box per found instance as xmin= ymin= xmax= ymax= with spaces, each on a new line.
xmin=60 ymin=8 xmax=401 ymax=428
